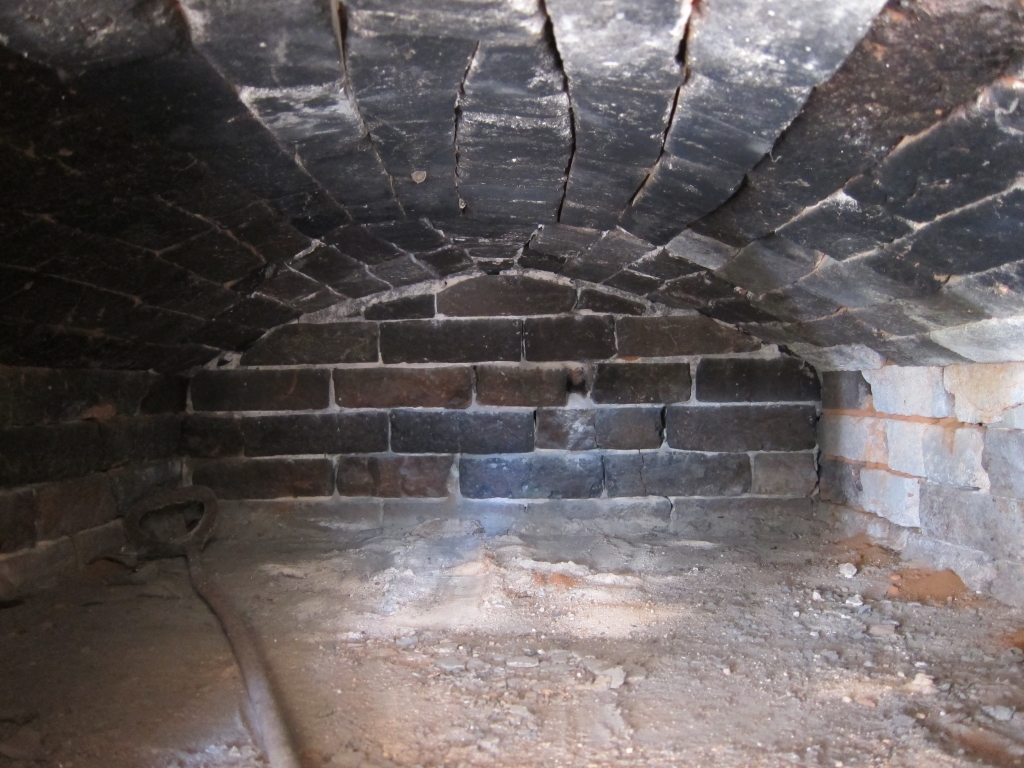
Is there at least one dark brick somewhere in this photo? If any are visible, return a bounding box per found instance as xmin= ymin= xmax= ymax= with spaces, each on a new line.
xmin=459 ymin=454 xmax=604 ymax=499
xmin=595 ymin=407 xmax=663 ymax=449
xmin=437 ymin=276 xmax=577 ymax=317
xmin=616 ymin=315 xmax=760 ymax=357
xmin=336 ymin=455 xmax=454 ymax=497
xmin=0 ymin=367 xmax=157 ymax=427
xmin=475 ymin=365 xmax=568 ymax=407
xmin=323 ymin=226 xmax=401 ymax=265
xmin=0 ymin=422 xmax=104 ymax=487
xmin=108 ymin=460 xmax=182 ymax=514
xmin=666 ymin=404 xmax=817 ymax=452
xmin=215 ymin=295 xmax=299 ymax=330
xmin=241 ymin=322 xmax=379 ymax=365
xmin=364 ymin=294 xmax=435 ymax=320
xmin=416 ymin=246 xmax=474 ymax=277
xmin=334 ymin=367 xmax=471 ymax=409
xmin=390 ymin=411 xmax=534 ymax=454
xmin=700 ymin=298 xmax=780 ymax=325
xmin=717 ymin=235 xmax=822 ymax=294
xmin=100 ymin=415 xmax=181 ymax=466
xmin=0 ymin=489 xmax=35 ymax=553
xmin=33 ymin=473 xmax=117 ymax=540
xmin=821 ymin=371 xmax=872 ymax=411
xmin=140 ymin=375 xmax=189 ymax=414
xmin=180 ymin=415 xmax=244 ymax=458
xmin=192 ymin=458 xmax=335 ymax=499
xmin=561 ymin=229 xmax=655 ymax=282
xmin=368 ymin=219 xmax=448 ymax=251
xmin=524 ymin=315 xmax=615 ymax=361
xmin=380 ymin=319 xmax=522 ymax=364
xmin=631 ymin=249 xmax=705 ymax=280
xmin=536 ymin=409 xmax=597 ymax=450
xmin=696 ymin=358 xmax=820 ymax=402
xmin=671 ymin=498 xmax=820 ymax=540
xmin=603 ymin=452 xmax=750 ymax=497
xmin=369 ymin=255 xmax=434 ymax=287
xmin=650 ymin=272 xmax=736 ymax=310
xmin=576 ymin=288 xmax=647 ymax=316
xmin=191 ymin=369 xmax=330 ymax=411
xmin=592 ymin=363 xmax=692 ymax=404
xmin=819 ymin=458 xmax=863 ymax=507
xmin=603 ymin=270 xmax=662 ymax=296
xmin=241 ymin=412 xmax=388 ymax=456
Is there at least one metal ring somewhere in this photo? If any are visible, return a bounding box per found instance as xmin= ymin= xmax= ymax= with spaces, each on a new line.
xmin=124 ymin=486 xmax=219 ymax=557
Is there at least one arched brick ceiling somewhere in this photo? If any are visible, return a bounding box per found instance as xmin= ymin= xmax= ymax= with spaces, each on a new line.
xmin=0 ymin=0 xmax=1022 ymax=371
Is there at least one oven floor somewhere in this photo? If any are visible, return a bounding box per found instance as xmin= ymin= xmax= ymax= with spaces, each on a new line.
xmin=3 ymin=515 xmax=1024 ymax=768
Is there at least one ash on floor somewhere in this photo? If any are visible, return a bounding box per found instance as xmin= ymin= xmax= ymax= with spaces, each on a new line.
xmin=3 ymin=518 xmax=1024 ymax=768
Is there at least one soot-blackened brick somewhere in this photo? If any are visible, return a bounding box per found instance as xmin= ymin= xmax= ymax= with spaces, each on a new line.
xmin=140 ymin=375 xmax=189 ymax=414
xmin=0 ymin=489 xmax=35 ymax=552
xmin=576 ymin=288 xmax=647 ymax=316
xmin=241 ymin=322 xmax=378 ymax=365
xmin=32 ymin=473 xmax=118 ymax=540
xmin=241 ymin=412 xmax=388 ymax=456
xmin=0 ymin=422 xmax=104 ymax=487
xmin=390 ymin=411 xmax=535 ymax=454
xmin=603 ymin=452 xmax=751 ymax=497
xmin=536 ymin=409 xmax=597 ymax=450
xmin=191 ymin=369 xmax=330 ymax=411
xmin=336 ymin=455 xmax=454 ymax=497
xmin=591 ymin=363 xmax=692 ymax=404
xmin=380 ymin=319 xmax=522 ymax=363
xmin=475 ymin=366 xmax=568 ymax=407
xmin=459 ymin=454 xmax=604 ymax=498
xmin=666 ymin=404 xmax=817 ymax=452
xmin=595 ymin=407 xmax=663 ymax=449
xmin=334 ymin=367 xmax=472 ymax=409
xmin=363 ymin=294 xmax=435 ymax=320
xmin=192 ymin=458 xmax=335 ymax=499
xmin=821 ymin=371 xmax=872 ymax=411
xmin=437 ymin=276 xmax=576 ymax=317
xmin=179 ymin=415 xmax=244 ymax=458
xmin=524 ymin=316 xmax=615 ymax=361
xmin=696 ymin=358 xmax=820 ymax=402
xmin=100 ymin=415 xmax=181 ymax=466
xmin=616 ymin=315 xmax=760 ymax=357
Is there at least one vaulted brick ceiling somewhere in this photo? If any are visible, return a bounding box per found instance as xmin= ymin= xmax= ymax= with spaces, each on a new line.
xmin=0 ymin=0 xmax=1022 ymax=371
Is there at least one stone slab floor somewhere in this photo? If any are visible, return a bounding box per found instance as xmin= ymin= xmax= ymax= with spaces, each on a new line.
xmin=3 ymin=510 xmax=1024 ymax=768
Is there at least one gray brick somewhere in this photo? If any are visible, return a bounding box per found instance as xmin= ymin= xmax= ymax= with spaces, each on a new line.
xmin=821 ymin=371 xmax=872 ymax=410
xmin=192 ymin=458 xmax=336 ymax=499
xmin=696 ymin=358 xmax=820 ymax=402
xmin=751 ymin=452 xmax=818 ymax=497
xmin=337 ymin=455 xmax=453 ymax=497
xmin=460 ymin=454 xmax=604 ymax=499
xmin=604 ymin=451 xmax=750 ymax=497
xmin=380 ymin=319 xmax=522 ymax=363
xmin=536 ymin=409 xmax=597 ymax=450
xmin=191 ymin=369 xmax=331 ymax=411
xmin=984 ymin=428 xmax=1024 ymax=500
xmin=666 ymin=404 xmax=817 ymax=452
xmin=475 ymin=365 xmax=569 ymax=407
xmin=390 ymin=411 xmax=534 ymax=454
xmin=920 ymin=483 xmax=1024 ymax=562
xmin=591 ymin=363 xmax=692 ymax=404
xmin=241 ymin=412 xmax=389 ymax=456
xmin=616 ymin=315 xmax=760 ymax=357
xmin=524 ymin=315 xmax=615 ymax=361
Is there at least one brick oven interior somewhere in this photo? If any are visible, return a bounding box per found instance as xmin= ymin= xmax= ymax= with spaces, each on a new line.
xmin=3 ymin=1 xmax=1024 ymax=765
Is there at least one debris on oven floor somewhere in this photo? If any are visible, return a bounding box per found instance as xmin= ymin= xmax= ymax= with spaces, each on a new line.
xmin=3 ymin=517 xmax=1024 ymax=768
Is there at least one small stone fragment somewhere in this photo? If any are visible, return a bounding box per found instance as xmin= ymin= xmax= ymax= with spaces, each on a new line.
xmin=982 ymin=705 xmax=1015 ymax=722
xmin=905 ymin=673 xmax=938 ymax=695
xmin=435 ymin=656 xmax=466 ymax=672
xmin=846 ymin=594 xmax=864 ymax=607
xmin=839 ymin=563 xmax=858 ymax=579
xmin=506 ymin=656 xmax=539 ymax=669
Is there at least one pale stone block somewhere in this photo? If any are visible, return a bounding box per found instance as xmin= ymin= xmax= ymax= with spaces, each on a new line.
xmin=944 ymin=362 xmax=1024 ymax=424
xmin=862 ymin=366 xmax=952 ymax=417
xmin=984 ymin=428 xmax=1024 ymax=500
xmin=902 ymin=534 xmax=995 ymax=594
xmin=860 ymin=469 xmax=921 ymax=528
xmin=885 ymin=420 xmax=988 ymax=490
xmin=818 ymin=414 xmax=887 ymax=463
xmin=996 ymin=405 xmax=1024 ymax=429
xmin=931 ymin=317 xmax=1024 ymax=364
xmin=920 ymin=484 xmax=1024 ymax=562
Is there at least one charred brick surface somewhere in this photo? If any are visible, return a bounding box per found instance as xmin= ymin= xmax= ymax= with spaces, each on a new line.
xmin=191 ymin=369 xmax=330 ymax=411
xmin=337 ymin=455 xmax=453 ymax=498
xmin=334 ymin=367 xmax=472 ymax=409
xmin=241 ymin=323 xmax=379 ymax=366
xmin=666 ymin=404 xmax=818 ymax=452
xmin=475 ymin=366 xmax=569 ymax=407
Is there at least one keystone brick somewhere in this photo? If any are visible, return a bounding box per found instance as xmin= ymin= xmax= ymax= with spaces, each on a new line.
xmin=523 ymin=315 xmax=615 ymax=361
xmin=380 ymin=319 xmax=522 ymax=363
xmin=696 ymin=357 xmax=820 ymax=402
xmin=334 ymin=367 xmax=472 ymax=409
xmin=615 ymin=315 xmax=759 ymax=357
xmin=604 ymin=451 xmax=750 ymax=497
xmin=241 ymin=412 xmax=388 ymax=456
xmin=459 ymin=454 xmax=604 ymax=499
xmin=241 ymin=322 xmax=379 ymax=365
xmin=591 ymin=363 xmax=692 ymax=404
xmin=475 ymin=366 xmax=568 ymax=407
xmin=336 ymin=455 xmax=453 ymax=497
xmin=191 ymin=458 xmax=336 ymax=499
xmin=390 ymin=410 xmax=534 ymax=454
xmin=191 ymin=369 xmax=331 ymax=412
xmin=667 ymin=404 xmax=817 ymax=452
xmin=437 ymin=276 xmax=576 ymax=317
